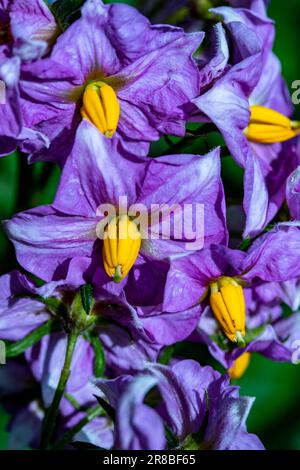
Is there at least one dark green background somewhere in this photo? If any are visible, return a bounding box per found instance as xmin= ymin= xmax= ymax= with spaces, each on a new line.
xmin=1 ymin=0 xmax=300 ymax=450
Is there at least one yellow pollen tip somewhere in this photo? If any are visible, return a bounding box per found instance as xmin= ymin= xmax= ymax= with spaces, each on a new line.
xmin=228 ymin=352 xmax=251 ymax=380
xmin=102 ymin=215 xmax=141 ymax=283
xmin=209 ymin=276 xmax=246 ymax=344
xmin=81 ymin=81 xmax=120 ymax=138
xmin=244 ymin=105 xmax=300 ymax=144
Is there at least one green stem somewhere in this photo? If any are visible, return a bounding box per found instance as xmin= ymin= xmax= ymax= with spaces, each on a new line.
xmin=40 ymin=331 xmax=79 ymax=449
xmin=53 ymin=406 xmax=103 ymax=450
xmin=6 ymin=320 xmax=58 ymax=358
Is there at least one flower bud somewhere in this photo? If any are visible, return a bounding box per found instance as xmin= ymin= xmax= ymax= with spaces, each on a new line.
xmin=103 ymin=215 xmax=141 ymax=283
xmin=228 ymin=352 xmax=251 ymax=380
xmin=68 ymin=291 xmax=97 ymax=334
xmin=81 ymin=81 xmax=120 ymax=138
xmin=210 ymin=276 xmax=246 ymax=344
xmin=245 ymin=105 xmax=300 ymax=144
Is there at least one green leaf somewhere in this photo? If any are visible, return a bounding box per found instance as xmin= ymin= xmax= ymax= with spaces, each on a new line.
xmin=80 ymin=283 xmax=94 ymax=315
xmin=243 ymin=323 xmax=267 ymax=344
xmin=165 ymin=425 xmax=179 ymax=450
xmin=88 ymin=334 xmax=106 ymax=377
xmin=50 ymin=0 xmax=85 ymax=31
xmin=239 ymin=237 xmax=251 ymax=252
xmin=5 ymin=320 xmax=60 ymax=358
xmin=94 ymin=395 xmax=116 ymax=422
xmin=158 ymin=345 xmax=175 ymax=365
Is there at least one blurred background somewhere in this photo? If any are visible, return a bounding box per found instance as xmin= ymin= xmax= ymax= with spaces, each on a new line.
xmin=1 ymin=0 xmax=300 ymax=449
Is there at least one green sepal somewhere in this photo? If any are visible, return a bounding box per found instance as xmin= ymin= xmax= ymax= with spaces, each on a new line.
xmin=5 ymin=320 xmax=60 ymax=358
xmin=80 ymin=283 xmax=94 ymax=315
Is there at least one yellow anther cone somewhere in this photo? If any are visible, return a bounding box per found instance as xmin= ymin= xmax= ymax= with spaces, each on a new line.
xmin=245 ymin=105 xmax=300 ymax=144
xmin=103 ymin=215 xmax=141 ymax=283
xmin=228 ymin=352 xmax=251 ymax=380
xmin=81 ymin=82 xmax=120 ymax=138
xmin=210 ymin=277 xmax=246 ymax=344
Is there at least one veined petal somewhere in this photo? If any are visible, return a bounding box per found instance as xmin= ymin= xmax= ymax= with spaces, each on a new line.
xmin=4 ymin=205 xmax=98 ymax=282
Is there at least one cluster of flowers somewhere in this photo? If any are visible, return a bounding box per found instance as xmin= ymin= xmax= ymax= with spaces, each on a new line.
xmin=0 ymin=0 xmax=300 ymax=450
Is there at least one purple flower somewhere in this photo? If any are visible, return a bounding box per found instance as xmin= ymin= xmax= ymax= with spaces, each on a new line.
xmin=164 ymin=224 xmax=300 ymax=348
xmin=192 ymin=304 xmax=300 ymax=371
xmin=5 ymin=121 xmax=226 ymax=344
xmin=16 ymin=0 xmax=203 ymax=164
xmin=0 ymin=0 xmax=57 ymax=156
xmin=0 ymin=270 xmax=165 ymax=449
xmin=96 ymin=359 xmax=264 ymax=450
xmin=193 ymin=7 xmax=299 ymax=237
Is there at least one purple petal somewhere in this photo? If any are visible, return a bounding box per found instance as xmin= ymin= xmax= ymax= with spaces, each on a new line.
xmin=0 ymin=57 xmax=22 ymax=151
xmin=71 ymin=416 xmax=113 ymax=450
xmin=212 ymin=6 xmax=273 ymax=63
xmin=147 ymin=361 xmax=219 ymax=439
xmin=243 ymin=225 xmax=300 ymax=282
xmin=117 ymin=32 xmax=203 ymax=139
xmin=0 ymin=361 xmax=35 ymax=396
xmin=204 ymin=395 xmax=257 ymax=450
xmin=230 ymin=428 xmax=265 ymax=450
xmin=197 ymin=23 xmax=229 ymax=89
xmin=0 ymin=297 xmax=50 ymax=341
xmin=54 ymin=121 xmax=147 ymax=216
xmin=26 ymin=333 xmax=94 ymax=407
xmin=4 ymin=205 xmax=98 ymax=282
xmin=138 ymin=148 xmax=228 ymax=256
xmin=164 ymin=245 xmax=246 ymax=313
xmin=99 ymin=323 xmax=161 ymax=376
xmin=115 ymin=375 xmax=165 ymax=450
xmin=286 ymin=165 xmax=300 ymax=220
xmin=193 ymin=57 xmax=257 ymax=167
xmin=10 ymin=0 xmax=57 ymax=60
xmin=250 ymin=53 xmax=293 ymax=116
xmin=8 ymin=400 xmax=43 ymax=450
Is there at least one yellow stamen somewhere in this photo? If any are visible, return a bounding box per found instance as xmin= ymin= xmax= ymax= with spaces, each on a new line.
xmin=102 ymin=215 xmax=141 ymax=283
xmin=244 ymin=105 xmax=300 ymax=144
xmin=228 ymin=352 xmax=251 ymax=380
xmin=81 ymin=81 xmax=120 ymax=138
xmin=210 ymin=276 xmax=246 ymax=344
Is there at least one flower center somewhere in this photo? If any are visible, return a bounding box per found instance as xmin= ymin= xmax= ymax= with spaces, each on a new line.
xmin=228 ymin=352 xmax=251 ymax=380
xmin=102 ymin=215 xmax=141 ymax=283
xmin=209 ymin=276 xmax=246 ymax=344
xmin=81 ymin=81 xmax=120 ymax=138
xmin=244 ymin=105 xmax=300 ymax=144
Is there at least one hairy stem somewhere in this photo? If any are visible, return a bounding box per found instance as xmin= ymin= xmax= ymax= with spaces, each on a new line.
xmin=40 ymin=331 xmax=79 ymax=449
